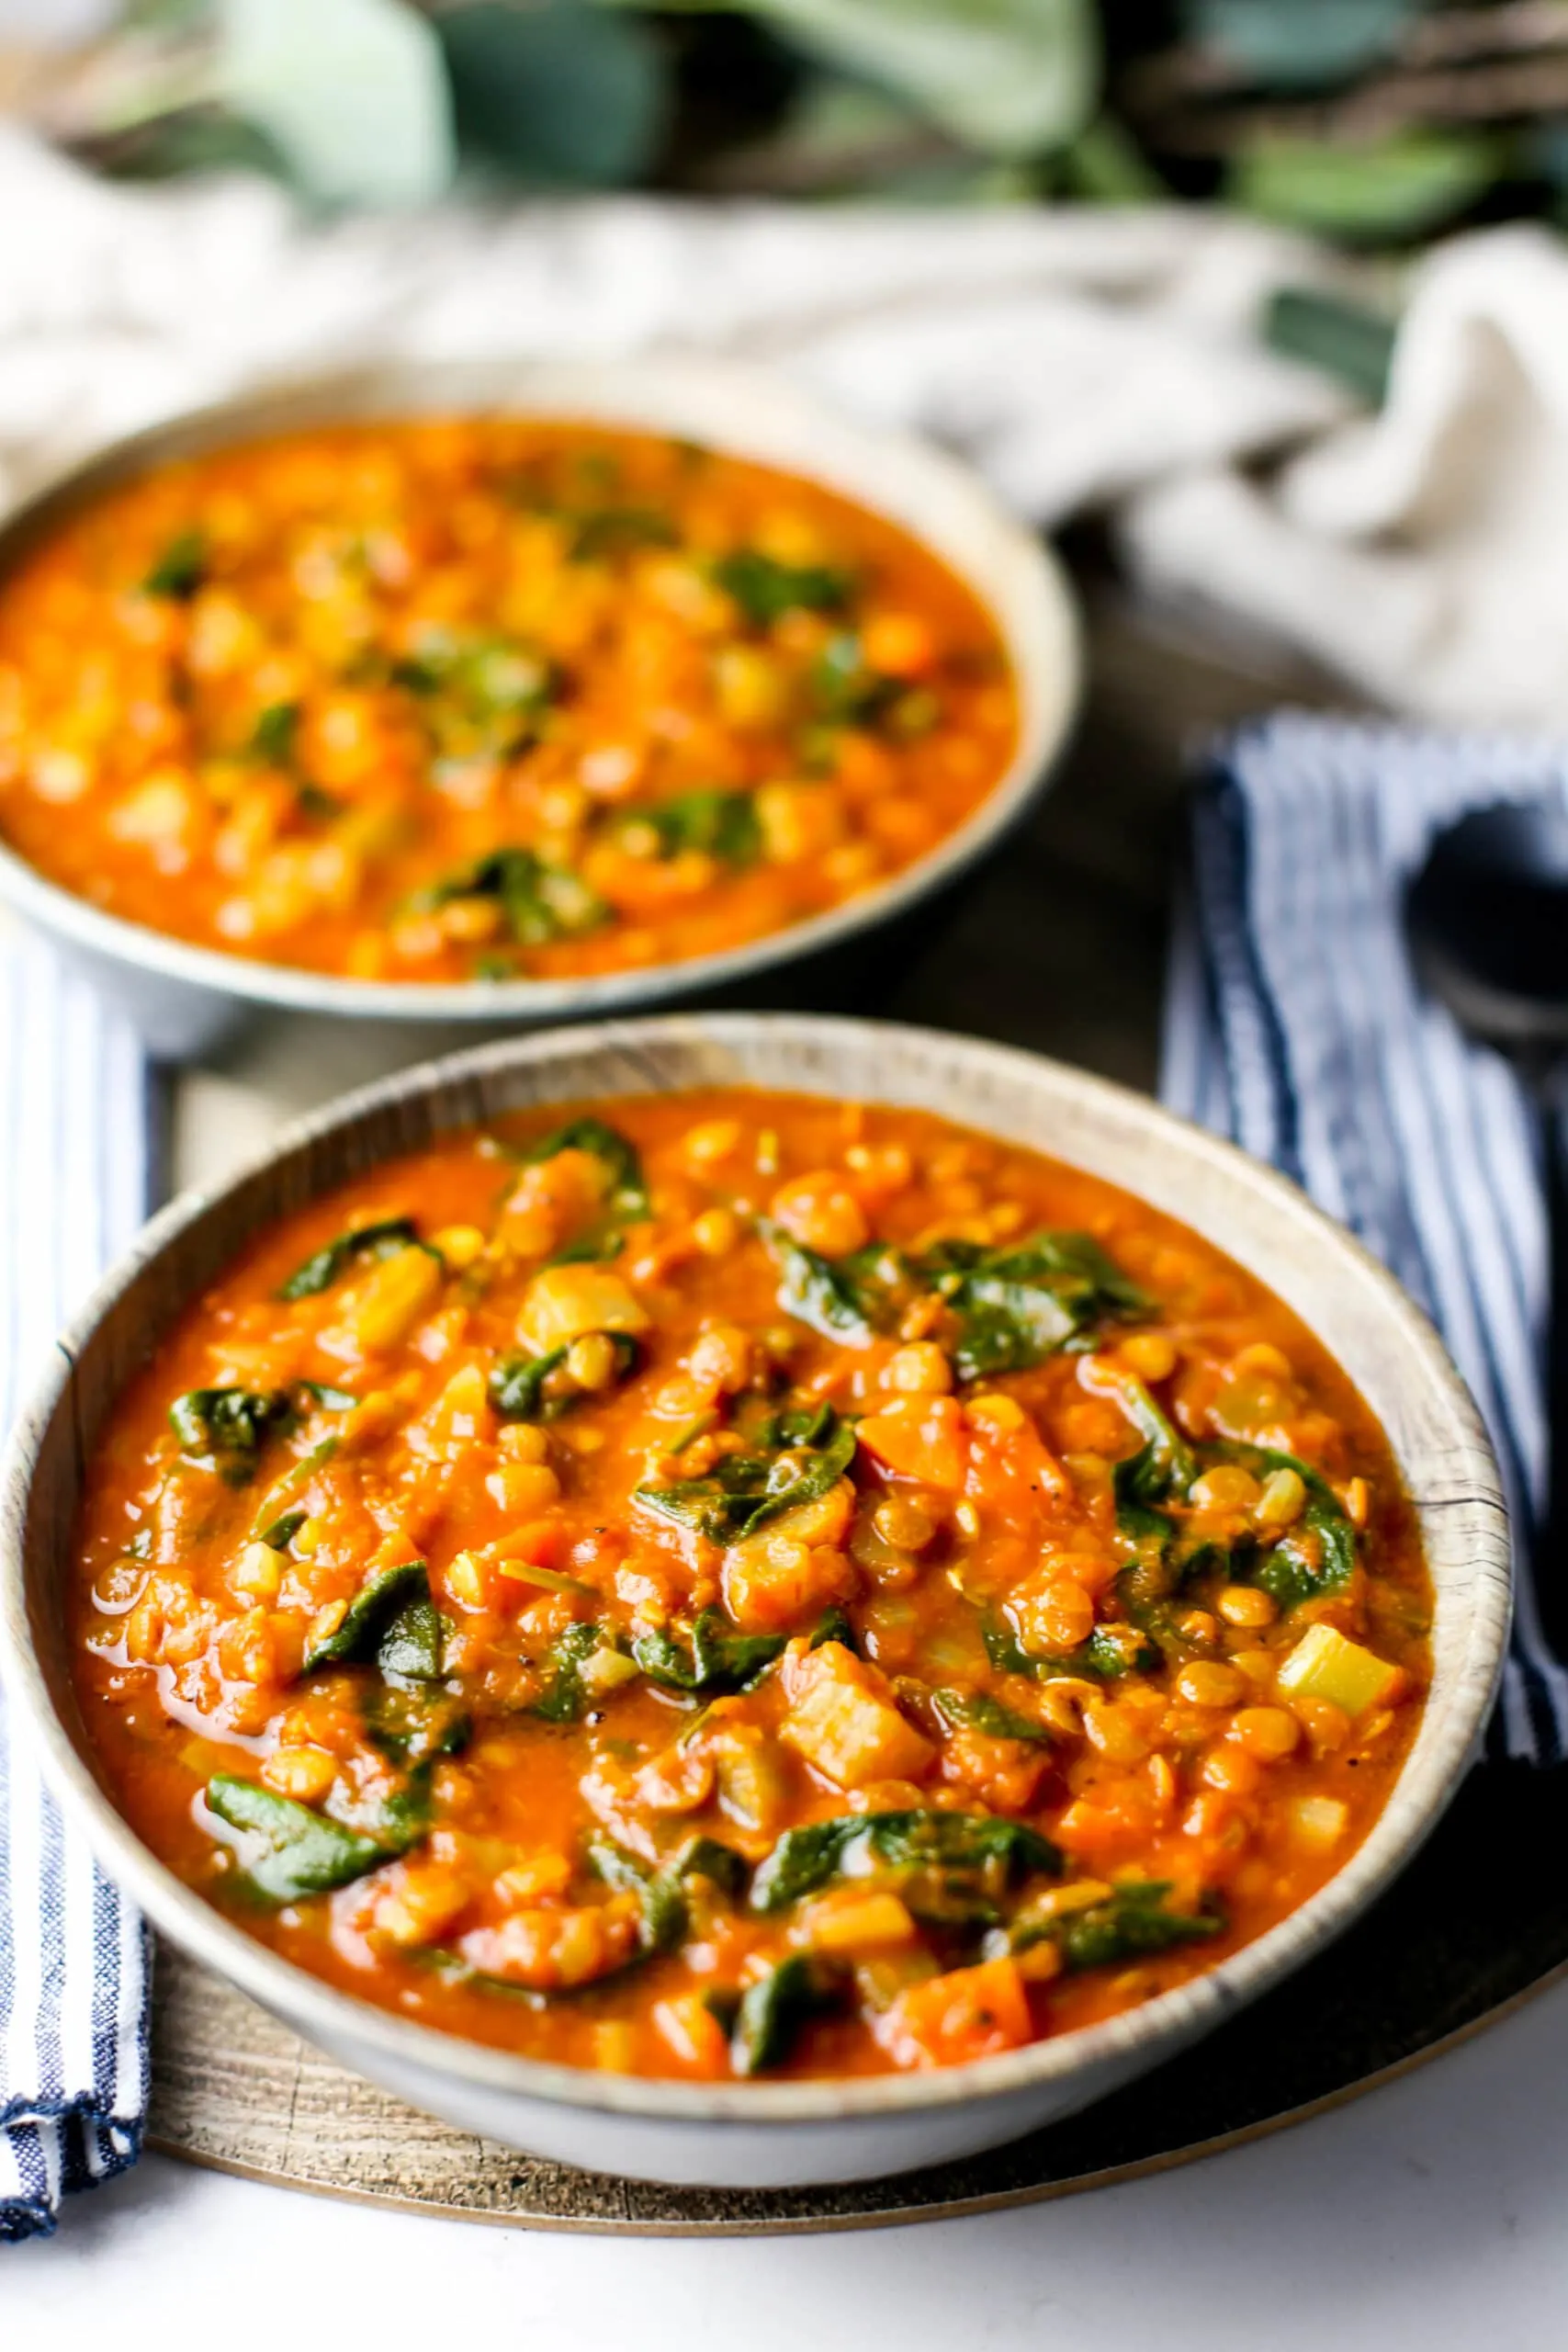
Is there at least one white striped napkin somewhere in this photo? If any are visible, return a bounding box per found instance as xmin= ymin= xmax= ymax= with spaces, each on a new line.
xmin=0 ymin=935 xmax=157 ymax=2242
xmin=1162 ymin=711 xmax=1568 ymax=1763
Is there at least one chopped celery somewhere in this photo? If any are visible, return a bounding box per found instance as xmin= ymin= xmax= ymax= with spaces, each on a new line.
xmin=1277 ymin=1623 xmax=1401 ymax=1717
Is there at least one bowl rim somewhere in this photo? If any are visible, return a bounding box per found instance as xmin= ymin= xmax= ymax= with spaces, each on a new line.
xmin=0 ymin=1011 xmax=1510 ymax=2130
xmin=0 ymin=355 xmax=1081 ymax=1028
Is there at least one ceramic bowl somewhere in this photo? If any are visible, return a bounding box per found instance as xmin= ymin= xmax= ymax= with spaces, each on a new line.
xmin=0 ymin=1013 xmax=1509 ymax=2188
xmin=0 ymin=359 xmax=1079 ymax=1059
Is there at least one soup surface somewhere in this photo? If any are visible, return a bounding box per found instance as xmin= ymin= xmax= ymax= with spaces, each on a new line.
xmin=0 ymin=421 xmax=1017 ymax=983
xmin=71 ymin=1091 xmax=1429 ymax=2081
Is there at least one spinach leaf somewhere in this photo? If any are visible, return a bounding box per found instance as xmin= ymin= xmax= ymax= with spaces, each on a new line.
xmin=634 ymin=1407 xmax=856 ymax=1545
xmin=255 ymin=1506 xmax=307 ymax=1554
xmin=933 ymin=1689 xmax=1052 ymax=1744
xmin=714 ymin=549 xmax=853 ymax=628
xmin=250 ymin=699 xmax=300 ymax=765
xmin=1219 ymin=1442 xmax=1358 ymax=1611
xmin=277 ymin=1216 xmax=423 ymax=1301
xmin=488 ymin=1330 xmax=638 ymax=1422
xmin=731 ymin=1954 xmax=837 ymax=2075
xmin=301 ymin=1562 xmax=443 ymax=1678
xmin=983 ymin=1616 xmax=1159 ymax=1682
xmin=409 ymin=848 xmax=607 ymax=948
xmin=363 ymin=1684 xmax=471 ymax=1767
xmin=1010 ymin=1880 xmax=1225 ymax=1974
xmin=628 ymin=787 xmax=761 ymax=869
xmin=142 ymin=527 xmax=207 ymax=600
xmin=762 ymin=1225 xmax=886 ymax=1345
xmin=922 ymin=1232 xmax=1149 ymax=1383
xmin=810 ymin=631 xmax=902 ymax=726
xmin=516 ymin=1116 xmax=649 ymax=1218
xmin=1109 ymin=1376 xmax=1199 ymax=1508
xmin=587 ymin=1836 xmax=689 ymax=1956
xmin=673 ymin=1836 xmax=748 ymax=1899
xmin=169 ymin=1386 xmax=298 ymax=1484
xmin=393 ymin=629 xmax=556 ymax=760
xmin=808 ymin=1603 xmax=857 ymax=1654
xmin=528 ymin=1622 xmax=618 ymax=1724
xmin=631 ymin=1608 xmax=786 ymax=1696
xmin=570 ymin=505 xmax=676 ymax=562
xmin=206 ymin=1774 xmax=389 ymax=1903
xmin=750 ymin=1809 xmax=1059 ymax=1915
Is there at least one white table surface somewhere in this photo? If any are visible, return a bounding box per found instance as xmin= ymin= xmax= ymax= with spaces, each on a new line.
xmin=8 ymin=1973 xmax=1568 ymax=2347
xmin=12 ymin=1029 xmax=1568 ymax=2346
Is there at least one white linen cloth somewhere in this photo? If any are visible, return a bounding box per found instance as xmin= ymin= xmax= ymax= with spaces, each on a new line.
xmin=2 ymin=127 xmax=1568 ymax=724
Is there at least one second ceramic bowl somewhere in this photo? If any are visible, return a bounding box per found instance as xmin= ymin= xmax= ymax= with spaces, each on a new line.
xmin=0 ymin=358 xmax=1079 ymax=1058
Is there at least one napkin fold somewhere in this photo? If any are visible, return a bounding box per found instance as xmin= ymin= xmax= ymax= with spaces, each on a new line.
xmin=1161 ymin=712 xmax=1568 ymax=1763
xmin=0 ymin=939 xmax=156 ymax=2241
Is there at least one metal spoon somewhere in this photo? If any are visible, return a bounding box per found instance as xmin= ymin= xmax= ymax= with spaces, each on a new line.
xmin=1405 ymin=799 xmax=1568 ymax=1651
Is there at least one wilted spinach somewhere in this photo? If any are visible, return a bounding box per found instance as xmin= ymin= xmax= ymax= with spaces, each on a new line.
xmin=489 ymin=1330 xmax=639 ymax=1422
xmin=714 ymin=549 xmax=853 ymax=628
xmin=750 ymin=1809 xmax=1059 ymax=1915
xmin=409 ymin=847 xmax=607 ymax=949
xmin=206 ymin=1775 xmax=396 ymax=1904
xmin=142 ymin=527 xmax=207 ymax=600
xmin=731 ymin=1953 xmax=838 ymax=2075
xmin=168 ymin=1386 xmax=299 ymax=1484
xmin=515 ymin=1115 xmax=649 ymax=1218
xmin=301 ymin=1562 xmax=446 ymax=1680
xmin=626 ymin=786 xmax=761 ymax=869
xmin=984 ymin=1616 xmax=1159 ymax=1683
xmin=921 ymin=1232 xmax=1150 ymax=1383
xmin=1006 ymin=1880 xmax=1225 ymax=1974
xmin=631 ymin=1607 xmax=786 ymax=1696
xmin=276 ymin=1215 xmax=423 ymax=1301
xmin=635 ymin=1403 xmax=856 ymax=1545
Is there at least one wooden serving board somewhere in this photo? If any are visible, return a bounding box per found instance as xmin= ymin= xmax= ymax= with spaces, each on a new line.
xmin=149 ymin=574 xmax=1566 ymax=2232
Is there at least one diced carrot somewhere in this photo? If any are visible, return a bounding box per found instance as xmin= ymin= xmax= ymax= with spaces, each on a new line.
xmin=856 ymin=1394 xmax=967 ymax=1491
xmin=879 ymin=1957 xmax=1032 ymax=2069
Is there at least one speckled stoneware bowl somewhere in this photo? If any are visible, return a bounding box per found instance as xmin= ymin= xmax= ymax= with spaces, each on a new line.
xmin=0 ymin=359 xmax=1079 ymax=1060
xmin=0 ymin=1014 xmax=1509 ymax=2189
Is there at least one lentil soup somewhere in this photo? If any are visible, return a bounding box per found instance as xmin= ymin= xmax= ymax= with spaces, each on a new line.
xmin=70 ymin=1091 xmax=1430 ymax=2081
xmin=0 ymin=421 xmax=1017 ymax=984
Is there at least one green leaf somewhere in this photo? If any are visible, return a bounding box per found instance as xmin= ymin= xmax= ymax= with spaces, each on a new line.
xmin=1008 ymin=1878 xmax=1225 ymax=1972
xmin=932 ymin=1688 xmax=1051 ymax=1744
xmin=516 ymin=1116 xmax=649 ymax=1218
xmin=169 ymin=1386 xmax=297 ymax=1484
xmin=249 ymin=700 xmax=301 ymax=766
xmin=489 ymin=1330 xmax=639 ymax=1422
xmin=1221 ymin=1442 xmax=1357 ymax=1611
xmin=528 ymin=1621 xmax=617 ymax=1723
xmin=765 ymin=1227 xmax=885 ymax=1345
xmin=255 ymin=1507 xmax=307 ymax=1554
xmin=363 ymin=1684 xmax=471 ymax=1766
xmin=983 ymin=1615 xmax=1159 ymax=1682
xmin=587 ymin=1836 xmax=690 ymax=1954
xmin=731 ymin=1953 xmax=836 ymax=2075
xmin=438 ymin=0 xmax=668 ymax=188
xmin=142 ymin=528 xmax=207 ymax=601
xmin=680 ymin=0 xmax=1099 ymax=159
xmin=923 ymin=1231 xmax=1148 ymax=1383
xmin=1186 ymin=0 xmax=1412 ymax=89
xmin=217 ymin=0 xmax=456 ymax=208
xmin=301 ymin=1562 xmax=436 ymax=1674
xmin=569 ymin=505 xmax=678 ymax=561
xmin=412 ymin=847 xmax=607 ymax=948
xmin=750 ymin=1808 xmax=1059 ymax=1913
xmin=1232 ymin=130 xmax=1499 ymax=243
xmin=631 ymin=1608 xmax=787 ymax=1695
xmin=635 ymin=1407 xmax=857 ymax=1545
xmin=629 ymin=788 xmax=763 ymax=869
xmin=1263 ymin=287 xmax=1396 ymax=407
xmin=1107 ymin=1376 xmax=1198 ymax=1507
xmin=715 ymin=548 xmax=854 ymax=628
xmin=277 ymin=1216 xmax=423 ymax=1301
xmin=207 ymin=1774 xmax=389 ymax=1902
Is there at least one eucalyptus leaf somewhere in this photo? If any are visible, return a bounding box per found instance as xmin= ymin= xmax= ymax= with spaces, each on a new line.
xmin=644 ymin=0 xmax=1099 ymax=158
xmin=1233 ymin=130 xmax=1498 ymax=243
xmin=438 ymin=0 xmax=668 ymax=187
xmin=1185 ymin=0 xmax=1412 ymax=89
xmin=217 ymin=0 xmax=455 ymax=208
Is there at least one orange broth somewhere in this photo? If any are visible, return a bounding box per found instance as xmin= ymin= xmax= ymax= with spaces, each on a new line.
xmin=69 ymin=1091 xmax=1430 ymax=2080
xmin=0 ymin=421 xmax=1017 ymax=982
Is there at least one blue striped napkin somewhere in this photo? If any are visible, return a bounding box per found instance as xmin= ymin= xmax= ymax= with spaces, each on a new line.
xmin=0 ymin=936 xmax=158 ymax=2242
xmin=1162 ymin=711 xmax=1568 ymax=1764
